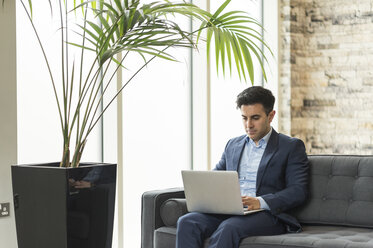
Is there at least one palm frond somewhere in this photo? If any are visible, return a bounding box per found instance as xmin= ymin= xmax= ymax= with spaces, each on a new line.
xmin=199 ymin=2 xmax=272 ymax=83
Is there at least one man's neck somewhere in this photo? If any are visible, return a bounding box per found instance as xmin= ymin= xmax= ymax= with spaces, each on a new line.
xmin=253 ymin=127 xmax=272 ymax=146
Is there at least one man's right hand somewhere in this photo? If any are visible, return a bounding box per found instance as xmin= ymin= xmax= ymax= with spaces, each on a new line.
xmin=242 ymin=196 xmax=261 ymax=210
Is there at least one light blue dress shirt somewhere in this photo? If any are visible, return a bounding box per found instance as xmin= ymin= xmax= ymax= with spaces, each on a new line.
xmin=238 ymin=128 xmax=272 ymax=210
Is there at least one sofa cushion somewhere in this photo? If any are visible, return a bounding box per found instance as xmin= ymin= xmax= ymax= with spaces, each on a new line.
xmin=242 ymin=225 xmax=373 ymax=248
xmin=155 ymin=225 xmax=373 ymax=248
xmin=290 ymin=155 xmax=373 ymax=228
xmin=154 ymin=227 xmax=177 ymax=248
xmin=154 ymin=227 xmax=209 ymax=248
xmin=160 ymin=198 xmax=188 ymax=227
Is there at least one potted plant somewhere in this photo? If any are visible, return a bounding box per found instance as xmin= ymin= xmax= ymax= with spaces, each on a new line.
xmin=5 ymin=0 xmax=271 ymax=247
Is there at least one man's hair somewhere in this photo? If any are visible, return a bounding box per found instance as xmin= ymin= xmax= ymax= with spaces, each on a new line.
xmin=236 ymin=86 xmax=275 ymax=115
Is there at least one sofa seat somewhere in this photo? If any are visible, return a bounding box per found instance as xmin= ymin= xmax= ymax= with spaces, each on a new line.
xmin=241 ymin=225 xmax=373 ymax=248
xmin=155 ymin=225 xmax=373 ymax=248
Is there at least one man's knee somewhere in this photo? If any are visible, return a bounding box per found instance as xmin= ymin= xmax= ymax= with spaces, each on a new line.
xmin=176 ymin=214 xmax=190 ymax=230
xmin=176 ymin=213 xmax=207 ymax=247
xmin=215 ymin=216 xmax=259 ymax=240
xmin=215 ymin=220 xmax=241 ymax=235
xmin=208 ymin=220 xmax=242 ymax=248
xmin=177 ymin=212 xmax=219 ymax=237
xmin=177 ymin=213 xmax=201 ymax=232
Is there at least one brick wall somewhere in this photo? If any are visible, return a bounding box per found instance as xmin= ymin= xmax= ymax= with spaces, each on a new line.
xmin=279 ymin=0 xmax=373 ymax=154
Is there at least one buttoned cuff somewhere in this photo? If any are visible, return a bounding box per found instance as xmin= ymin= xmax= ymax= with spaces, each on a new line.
xmin=257 ymin=196 xmax=270 ymax=210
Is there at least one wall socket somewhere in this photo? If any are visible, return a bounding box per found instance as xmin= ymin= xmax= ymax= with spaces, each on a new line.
xmin=0 ymin=202 xmax=10 ymax=217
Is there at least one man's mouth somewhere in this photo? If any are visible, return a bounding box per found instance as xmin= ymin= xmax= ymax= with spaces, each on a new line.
xmin=247 ymin=130 xmax=256 ymax=135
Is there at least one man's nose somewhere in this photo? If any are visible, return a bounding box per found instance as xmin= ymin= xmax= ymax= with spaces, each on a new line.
xmin=245 ymin=119 xmax=252 ymax=128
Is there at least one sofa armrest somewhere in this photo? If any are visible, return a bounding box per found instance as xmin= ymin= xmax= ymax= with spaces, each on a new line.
xmin=141 ymin=188 xmax=185 ymax=248
xmin=160 ymin=198 xmax=188 ymax=227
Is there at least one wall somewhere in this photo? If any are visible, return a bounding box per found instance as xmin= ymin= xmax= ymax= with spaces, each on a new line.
xmin=280 ymin=0 xmax=373 ymax=154
xmin=0 ymin=1 xmax=18 ymax=247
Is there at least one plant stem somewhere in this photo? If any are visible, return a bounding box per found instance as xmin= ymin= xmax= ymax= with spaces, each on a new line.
xmin=60 ymin=143 xmax=70 ymax=167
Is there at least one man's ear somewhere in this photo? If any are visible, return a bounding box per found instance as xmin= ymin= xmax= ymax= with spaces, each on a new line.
xmin=269 ymin=110 xmax=276 ymax=122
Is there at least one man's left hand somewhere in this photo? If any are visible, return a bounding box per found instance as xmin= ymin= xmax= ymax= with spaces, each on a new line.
xmin=241 ymin=196 xmax=261 ymax=210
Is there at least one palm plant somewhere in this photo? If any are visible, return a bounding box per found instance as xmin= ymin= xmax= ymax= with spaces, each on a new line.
xmin=16 ymin=0 xmax=271 ymax=167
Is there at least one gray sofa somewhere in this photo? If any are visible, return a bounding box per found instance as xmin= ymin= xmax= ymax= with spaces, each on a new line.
xmin=141 ymin=155 xmax=373 ymax=248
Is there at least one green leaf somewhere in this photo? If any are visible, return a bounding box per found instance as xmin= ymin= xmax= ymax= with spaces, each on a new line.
xmin=206 ymin=27 xmax=213 ymax=63
xmin=113 ymin=0 xmax=123 ymax=13
xmin=219 ymin=29 xmax=226 ymax=76
xmin=211 ymin=0 xmax=231 ymax=20
xmin=78 ymin=24 xmax=99 ymax=43
xmin=231 ymin=34 xmax=247 ymax=81
xmin=218 ymin=11 xmax=247 ymax=22
xmin=68 ymin=41 xmax=96 ymax=52
xmin=28 ymin=0 xmax=33 ymax=17
xmin=214 ymin=27 xmax=220 ymax=74
xmin=223 ymin=30 xmax=232 ymax=76
xmin=86 ymin=20 xmax=104 ymax=37
xmin=239 ymin=38 xmax=254 ymax=83
xmin=239 ymin=34 xmax=268 ymax=82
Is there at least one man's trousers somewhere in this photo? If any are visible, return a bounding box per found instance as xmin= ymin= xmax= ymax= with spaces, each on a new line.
xmin=176 ymin=211 xmax=286 ymax=248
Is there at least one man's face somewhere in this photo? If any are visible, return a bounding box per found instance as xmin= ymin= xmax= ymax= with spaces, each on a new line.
xmin=240 ymin=104 xmax=275 ymax=144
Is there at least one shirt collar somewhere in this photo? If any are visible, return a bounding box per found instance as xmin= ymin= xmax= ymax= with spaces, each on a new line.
xmin=246 ymin=127 xmax=272 ymax=148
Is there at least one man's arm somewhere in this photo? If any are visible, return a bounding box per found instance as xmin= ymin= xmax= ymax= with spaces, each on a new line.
xmin=214 ymin=139 xmax=232 ymax=170
xmin=261 ymin=139 xmax=309 ymax=215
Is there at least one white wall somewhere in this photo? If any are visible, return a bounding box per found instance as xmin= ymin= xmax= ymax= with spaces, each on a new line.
xmin=0 ymin=1 xmax=18 ymax=247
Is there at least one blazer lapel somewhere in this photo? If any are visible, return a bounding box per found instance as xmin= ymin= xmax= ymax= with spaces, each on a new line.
xmin=232 ymin=136 xmax=246 ymax=172
xmin=256 ymin=130 xmax=279 ymax=191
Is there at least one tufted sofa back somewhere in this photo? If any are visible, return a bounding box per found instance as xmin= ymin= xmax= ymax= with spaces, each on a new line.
xmin=291 ymin=155 xmax=373 ymax=228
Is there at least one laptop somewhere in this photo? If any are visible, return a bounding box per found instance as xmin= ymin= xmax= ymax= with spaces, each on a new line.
xmin=181 ymin=170 xmax=263 ymax=215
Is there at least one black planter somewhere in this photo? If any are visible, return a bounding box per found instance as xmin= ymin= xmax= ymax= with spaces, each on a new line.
xmin=11 ymin=162 xmax=117 ymax=248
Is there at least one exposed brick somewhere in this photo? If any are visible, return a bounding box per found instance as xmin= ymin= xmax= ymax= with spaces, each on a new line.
xmin=279 ymin=0 xmax=373 ymax=155
xmin=303 ymin=99 xmax=336 ymax=107
xmin=317 ymin=43 xmax=340 ymax=49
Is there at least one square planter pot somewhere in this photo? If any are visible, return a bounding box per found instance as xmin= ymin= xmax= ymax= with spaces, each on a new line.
xmin=11 ymin=162 xmax=117 ymax=248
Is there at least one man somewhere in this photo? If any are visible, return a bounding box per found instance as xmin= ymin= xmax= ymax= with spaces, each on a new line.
xmin=176 ymin=86 xmax=309 ymax=248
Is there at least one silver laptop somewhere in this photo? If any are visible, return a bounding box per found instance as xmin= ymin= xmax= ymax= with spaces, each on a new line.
xmin=181 ymin=170 xmax=263 ymax=215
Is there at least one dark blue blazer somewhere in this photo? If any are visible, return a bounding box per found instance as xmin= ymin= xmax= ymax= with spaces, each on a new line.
xmin=214 ymin=129 xmax=309 ymax=231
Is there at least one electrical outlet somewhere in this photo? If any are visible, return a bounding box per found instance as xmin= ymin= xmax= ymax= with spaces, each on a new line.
xmin=0 ymin=202 xmax=10 ymax=217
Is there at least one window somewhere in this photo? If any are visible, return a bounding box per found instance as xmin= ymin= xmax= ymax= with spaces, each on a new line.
xmin=16 ymin=0 xmax=277 ymax=246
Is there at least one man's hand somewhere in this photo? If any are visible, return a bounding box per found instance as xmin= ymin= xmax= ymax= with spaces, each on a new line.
xmin=241 ymin=196 xmax=261 ymax=210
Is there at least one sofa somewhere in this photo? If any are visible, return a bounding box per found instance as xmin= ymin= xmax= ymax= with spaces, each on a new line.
xmin=141 ymin=155 xmax=373 ymax=248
